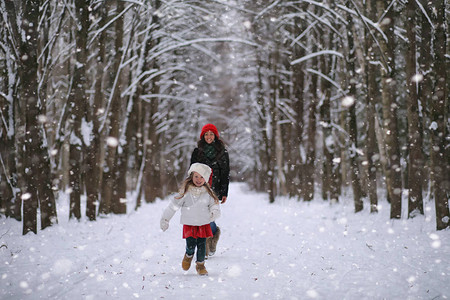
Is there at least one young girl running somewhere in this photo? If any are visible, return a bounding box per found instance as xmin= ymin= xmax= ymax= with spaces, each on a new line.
xmin=160 ymin=163 xmax=221 ymax=275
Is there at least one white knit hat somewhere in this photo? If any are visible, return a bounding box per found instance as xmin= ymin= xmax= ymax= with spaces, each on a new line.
xmin=188 ymin=163 xmax=212 ymax=181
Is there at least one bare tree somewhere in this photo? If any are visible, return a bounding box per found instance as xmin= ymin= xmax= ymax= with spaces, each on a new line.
xmin=67 ymin=0 xmax=90 ymax=220
xmin=343 ymin=1 xmax=363 ymax=212
xmin=0 ymin=11 xmax=17 ymax=218
xmin=429 ymin=0 xmax=449 ymax=230
xmin=4 ymin=0 xmax=57 ymax=234
xmin=405 ymin=0 xmax=424 ymax=218
xmin=377 ymin=0 xmax=402 ymax=219
xmin=99 ymin=1 xmax=125 ymax=214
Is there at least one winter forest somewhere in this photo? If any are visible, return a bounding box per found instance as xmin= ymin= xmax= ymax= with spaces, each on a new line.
xmin=0 ymin=0 xmax=449 ymax=236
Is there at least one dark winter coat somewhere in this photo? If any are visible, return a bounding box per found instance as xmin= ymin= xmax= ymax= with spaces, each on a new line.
xmin=190 ymin=140 xmax=230 ymax=199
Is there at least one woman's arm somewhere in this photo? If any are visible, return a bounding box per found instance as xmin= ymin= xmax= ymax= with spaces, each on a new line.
xmin=190 ymin=148 xmax=200 ymax=165
xmin=219 ymin=150 xmax=230 ymax=200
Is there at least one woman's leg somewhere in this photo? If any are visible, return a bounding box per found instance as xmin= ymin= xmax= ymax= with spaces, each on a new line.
xmin=209 ymin=222 xmax=217 ymax=235
xmin=196 ymin=238 xmax=207 ymax=262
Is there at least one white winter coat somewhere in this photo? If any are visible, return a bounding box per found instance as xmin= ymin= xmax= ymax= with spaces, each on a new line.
xmin=161 ymin=186 xmax=220 ymax=226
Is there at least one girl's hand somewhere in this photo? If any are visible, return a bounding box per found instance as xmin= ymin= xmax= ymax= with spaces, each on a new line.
xmin=160 ymin=219 xmax=169 ymax=231
xmin=221 ymin=196 xmax=227 ymax=204
xmin=210 ymin=206 xmax=221 ymax=220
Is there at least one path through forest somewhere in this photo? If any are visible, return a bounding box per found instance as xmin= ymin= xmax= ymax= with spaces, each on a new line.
xmin=1 ymin=183 xmax=449 ymax=299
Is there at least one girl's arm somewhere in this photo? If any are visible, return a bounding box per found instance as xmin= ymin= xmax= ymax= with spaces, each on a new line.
xmin=209 ymin=198 xmax=221 ymax=221
xmin=160 ymin=196 xmax=184 ymax=231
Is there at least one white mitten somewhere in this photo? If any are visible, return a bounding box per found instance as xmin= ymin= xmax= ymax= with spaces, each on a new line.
xmin=160 ymin=218 xmax=169 ymax=231
xmin=160 ymin=200 xmax=179 ymax=231
xmin=210 ymin=205 xmax=221 ymax=221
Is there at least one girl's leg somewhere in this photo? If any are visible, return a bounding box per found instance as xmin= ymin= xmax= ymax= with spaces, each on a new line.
xmin=196 ymin=238 xmax=207 ymax=262
xmin=186 ymin=237 xmax=196 ymax=256
xmin=182 ymin=237 xmax=196 ymax=270
xmin=195 ymin=238 xmax=208 ymax=275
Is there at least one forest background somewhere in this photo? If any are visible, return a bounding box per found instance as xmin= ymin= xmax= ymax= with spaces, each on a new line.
xmin=0 ymin=0 xmax=448 ymax=234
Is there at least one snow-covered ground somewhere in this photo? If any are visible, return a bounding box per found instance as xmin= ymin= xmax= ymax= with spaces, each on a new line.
xmin=1 ymin=182 xmax=449 ymax=299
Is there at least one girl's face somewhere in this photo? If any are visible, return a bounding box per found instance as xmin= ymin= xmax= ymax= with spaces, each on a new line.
xmin=192 ymin=172 xmax=206 ymax=187
xmin=204 ymin=131 xmax=215 ymax=144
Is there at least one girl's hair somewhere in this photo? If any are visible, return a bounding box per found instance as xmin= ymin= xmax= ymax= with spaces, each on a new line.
xmin=176 ymin=173 xmax=219 ymax=203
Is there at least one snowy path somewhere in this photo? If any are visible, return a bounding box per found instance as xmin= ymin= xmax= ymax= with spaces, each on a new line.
xmin=1 ymin=182 xmax=449 ymax=299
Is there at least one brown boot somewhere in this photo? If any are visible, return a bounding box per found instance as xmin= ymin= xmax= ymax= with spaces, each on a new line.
xmin=196 ymin=261 xmax=208 ymax=276
xmin=182 ymin=254 xmax=193 ymax=271
xmin=209 ymin=227 xmax=221 ymax=255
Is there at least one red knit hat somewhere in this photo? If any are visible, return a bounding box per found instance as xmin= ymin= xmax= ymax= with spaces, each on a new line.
xmin=200 ymin=123 xmax=219 ymax=139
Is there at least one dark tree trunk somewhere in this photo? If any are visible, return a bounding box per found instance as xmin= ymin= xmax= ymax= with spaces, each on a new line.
xmin=85 ymin=2 xmax=107 ymax=221
xmin=430 ymin=0 xmax=449 ymax=230
xmin=4 ymin=0 xmax=25 ymax=224
xmin=144 ymin=98 xmax=162 ymax=203
xmin=255 ymin=51 xmax=275 ymax=203
xmin=0 ymin=48 xmax=16 ymax=218
xmin=291 ymin=23 xmax=305 ymax=199
xmin=320 ymin=53 xmax=332 ymax=202
xmin=377 ymin=0 xmax=402 ymax=219
xmin=418 ymin=0 xmax=433 ymax=194
xmin=269 ymin=54 xmax=280 ymax=201
xmin=319 ymin=20 xmax=339 ymax=203
xmin=405 ymin=0 xmax=424 ymax=218
xmin=68 ymin=0 xmax=90 ymax=220
xmin=346 ymin=4 xmax=363 ymax=213
xmin=100 ymin=1 xmax=126 ymax=215
xmin=11 ymin=0 xmax=58 ymax=234
xmin=132 ymin=11 xmax=153 ymax=209
xmin=365 ymin=0 xmax=379 ymax=213
xmin=143 ymin=3 xmax=163 ymax=204
xmin=304 ymin=76 xmax=316 ymax=201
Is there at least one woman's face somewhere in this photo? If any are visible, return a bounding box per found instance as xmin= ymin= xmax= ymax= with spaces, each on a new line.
xmin=204 ymin=131 xmax=215 ymax=144
xmin=192 ymin=172 xmax=206 ymax=187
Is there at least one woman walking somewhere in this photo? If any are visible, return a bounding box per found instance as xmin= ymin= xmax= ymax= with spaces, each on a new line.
xmin=191 ymin=123 xmax=229 ymax=257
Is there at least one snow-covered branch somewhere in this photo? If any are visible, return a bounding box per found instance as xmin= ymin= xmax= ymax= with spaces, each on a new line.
xmin=290 ymin=50 xmax=343 ymax=65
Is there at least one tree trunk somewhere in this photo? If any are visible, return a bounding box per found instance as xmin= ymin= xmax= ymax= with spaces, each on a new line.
xmin=85 ymin=2 xmax=107 ymax=221
xmin=256 ymin=51 xmax=275 ymax=203
xmin=319 ymin=21 xmax=339 ymax=203
xmin=291 ymin=18 xmax=305 ymax=199
xmin=304 ymin=70 xmax=316 ymax=201
xmin=377 ymin=0 xmax=402 ymax=219
xmin=100 ymin=1 xmax=126 ymax=215
xmin=132 ymin=9 xmax=153 ymax=208
xmin=346 ymin=5 xmax=363 ymax=213
xmin=271 ymin=49 xmax=286 ymax=197
xmin=12 ymin=0 xmax=58 ymax=234
xmin=320 ymin=54 xmax=332 ymax=202
xmin=365 ymin=0 xmax=379 ymax=213
xmin=405 ymin=0 xmax=424 ymax=218
xmin=0 ymin=37 xmax=16 ymax=218
xmin=0 ymin=141 xmax=15 ymax=217
xmin=142 ymin=1 xmax=163 ymax=204
xmin=68 ymin=0 xmax=90 ymax=220
xmin=418 ymin=0 xmax=433 ymax=195
xmin=430 ymin=0 xmax=449 ymax=230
